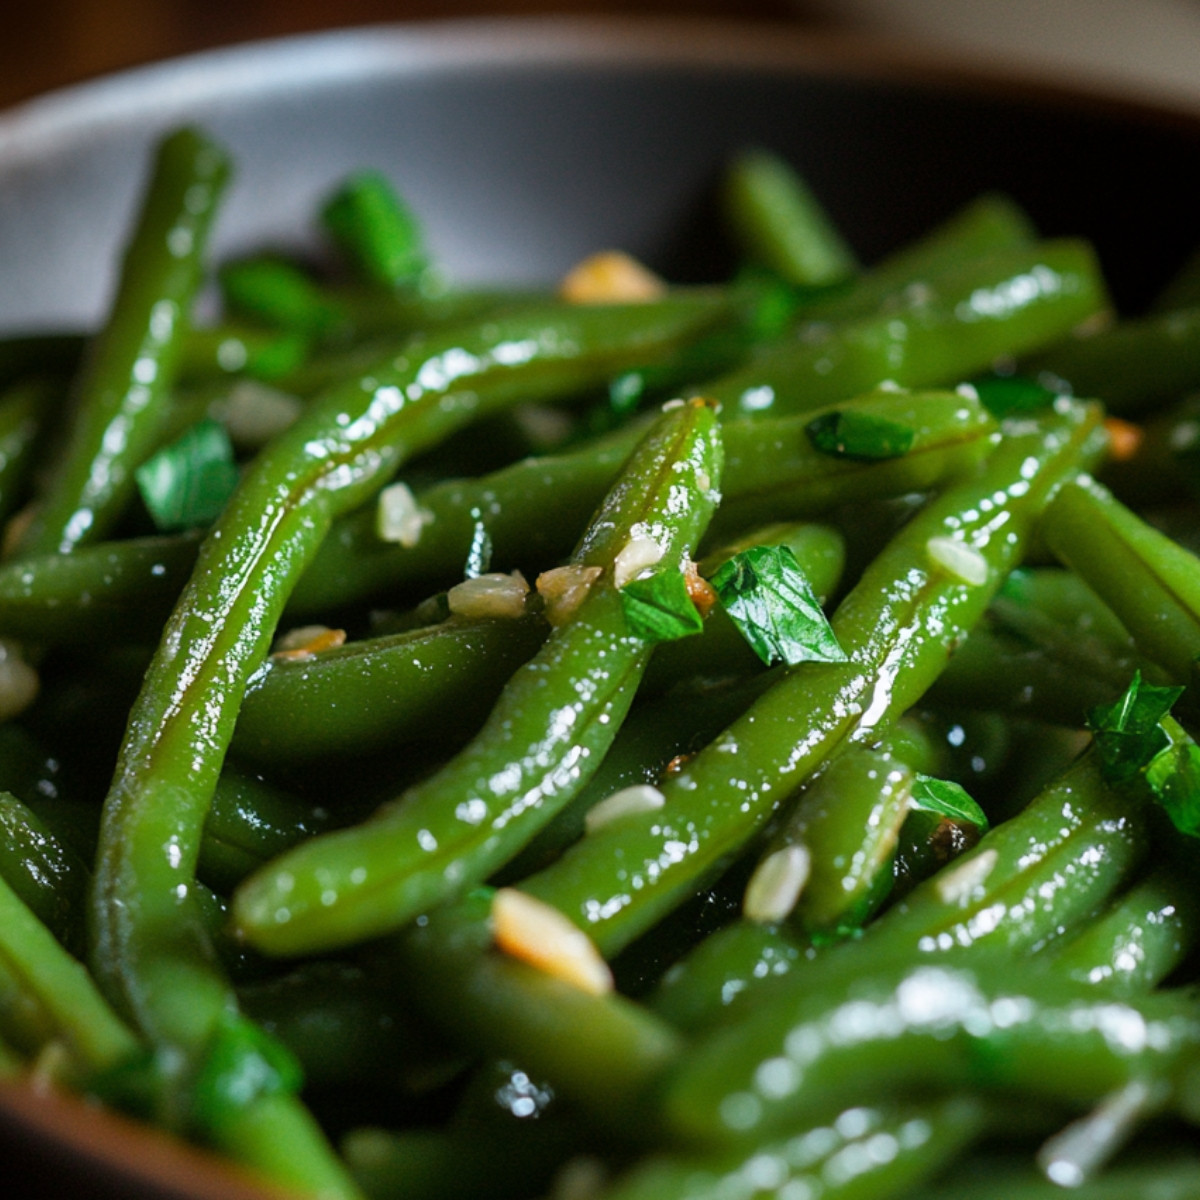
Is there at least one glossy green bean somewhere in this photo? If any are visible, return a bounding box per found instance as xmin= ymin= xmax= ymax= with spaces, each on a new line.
xmin=231 ymin=613 xmax=549 ymax=767
xmin=14 ymin=128 xmax=231 ymax=556
xmin=0 ymin=791 xmax=89 ymax=955
xmin=389 ymin=891 xmax=683 ymax=1127
xmin=649 ymin=746 xmax=1146 ymax=1035
xmin=722 ymin=148 xmax=858 ymax=289
xmin=516 ymin=402 xmax=1105 ymax=959
xmin=806 ymin=192 xmax=1037 ymax=323
xmin=1040 ymin=474 xmax=1200 ymax=683
xmin=657 ymin=957 xmax=1200 ymax=1149
xmin=232 ymin=397 xmax=723 ymax=954
xmin=1028 ymin=305 xmax=1200 ymax=415
xmin=0 ymin=875 xmax=139 ymax=1084
xmin=703 ymin=241 xmax=1106 ymax=418
xmin=600 ymin=1097 xmax=985 ymax=1200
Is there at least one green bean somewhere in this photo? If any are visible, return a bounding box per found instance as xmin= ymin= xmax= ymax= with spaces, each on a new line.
xmin=388 ymin=891 xmax=683 ymax=1128
xmin=1039 ymin=858 xmax=1200 ymax=996
xmin=0 ymin=791 xmax=89 ymax=954
xmin=722 ymin=148 xmax=858 ymax=289
xmin=13 ymin=128 xmax=231 ymax=556
xmin=230 ymin=613 xmax=549 ymax=767
xmin=600 ymin=1097 xmax=985 ymax=1200
xmin=0 ymin=876 xmax=139 ymax=1084
xmin=656 ymin=957 xmax=1200 ymax=1149
xmin=320 ymin=171 xmax=427 ymax=290
xmin=745 ymin=744 xmax=915 ymax=933
xmin=703 ymin=241 xmax=1106 ymax=418
xmin=232 ymin=396 xmax=723 ymax=954
xmin=709 ymin=386 xmax=998 ymax=537
xmin=918 ymin=1153 xmax=1200 ymax=1200
xmin=516 ymin=401 xmax=1105 ymax=959
xmin=806 ymin=192 xmax=1037 ymax=323
xmin=650 ymin=749 xmax=1148 ymax=1034
xmin=0 ymin=377 xmax=50 ymax=526
xmin=0 ymin=384 xmax=989 ymax=641
xmin=0 ymin=530 xmax=203 ymax=643
xmin=928 ymin=624 xmax=1122 ymax=723
xmin=1040 ymin=474 xmax=1200 ymax=683
xmin=1027 ymin=305 xmax=1200 ymax=416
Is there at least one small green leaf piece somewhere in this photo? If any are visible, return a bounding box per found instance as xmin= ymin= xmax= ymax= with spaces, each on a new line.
xmin=806 ymin=410 xmax=915 ymax=461
xmin=192 ymin=1012 xmax=303 ymax=1127
xmin=621 ymin=570 xmax=704 ymax=644
xmin=969 ymin=372 xmax=1059 ymax=417
xmin=710 ymin=544 xmax=846 ymax=666
xmin=910 ymin=774 xmax=989 ymax=833
xmin=1086 ymin=671 xmax=1184 ymax=783
xmin=135 ymin=418 xmax=239 ymax=532
xmin=1145 ymin=735 xmax=1200 ymax=837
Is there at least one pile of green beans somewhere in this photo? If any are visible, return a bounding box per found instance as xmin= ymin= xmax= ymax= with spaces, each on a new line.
xmin=4 ymin=129 xmax=1200 ymax=1200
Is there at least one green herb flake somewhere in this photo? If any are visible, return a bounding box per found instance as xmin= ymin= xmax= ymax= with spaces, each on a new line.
xmin=1086 ymin=671 xmax=1184 ymax=783
xmin=710 ymin=544 xmax=846 ymax=667
xmin=1087 ymin=673 xmax=1200 ymax=838
xmin=135 ymin=418 xmax=239 ymax=532
xmin=1145 ymin=736 xmax=1200 ymax=837
xmin=621 ymin=570 xmax=704 ymax=644
xmin=910 ymin=774 xmax=989 ymax=833
xmin=192 ymin=1012 xmax=304 ymax=1125
xmin=969 ymin=372 xmax=1059 ymax=418
xmin=806 ymin=410 xmax=915 ymax=461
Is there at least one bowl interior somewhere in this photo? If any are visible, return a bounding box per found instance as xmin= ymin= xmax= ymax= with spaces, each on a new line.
xmin=2 ymin=19 xmax=1199 ymax=336
xmin=2 ymin=17 xmax=1200 ymax=1200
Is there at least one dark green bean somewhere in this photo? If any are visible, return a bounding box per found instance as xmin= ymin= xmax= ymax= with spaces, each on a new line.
xmin=657 ymin=956 xmax=1200 ymax=1149
xmin=14 ymin=128 xmax=231 ymax=556
xmin=516 ymin=402 xmax=1105 ymax=960
xmin=722 ymin=148 xmax=858 ymax=289
xmin=1040 ymin=474 xmax=1200 ymax=683
xmin=233 ymin=396 xmax=723 ymax=954
xmin=806 ymin=192 xmax=1037 ymax=323
xmin=651 ymin=750 xmax=1148 ymax=1034
xmin=1027 ymin=305 xmax=1200 ymax=416
xmin=600 ymin=1097 xmax=985 ymax=1200
xmin=703 ymin=241 xmax=1106 ymax=418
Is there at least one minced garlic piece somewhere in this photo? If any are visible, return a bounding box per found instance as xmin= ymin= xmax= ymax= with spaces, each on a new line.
xmin=491 ymin=888 xmax=613 ymax=995
xmin=271 ymin=625 xmax=347 ymax=660
xmin=447 ymin=571 xmax=529 ymax=620
xmin=559 ymin=251 xmax=667 ymax=304
xmin=743 ymin=844 xmax=811 ymax=924
xmin=612 ymin=535 xmax=663 ymax=589
xmin=377 ymin=481 xmax=434 ymax=548
xmin=536 ymin=564 xmax=602 ymax=626
xmin=935 ymin=848 xmax=999 ymax=905
xmin=584 ymin=784 xmax=665 ymax=834
xmin=926 ymin=536 xmax=989 ymax=586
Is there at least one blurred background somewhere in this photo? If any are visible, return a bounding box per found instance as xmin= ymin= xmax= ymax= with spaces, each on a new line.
xmin=6 ymin=0 xmax=1200 ymax=115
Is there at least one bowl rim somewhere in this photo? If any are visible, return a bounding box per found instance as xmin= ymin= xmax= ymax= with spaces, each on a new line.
xmin=3 ymin=13 xmax=1200 ymax=1200
xmin=3 ymin=13 xmax=1200 ymax=166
